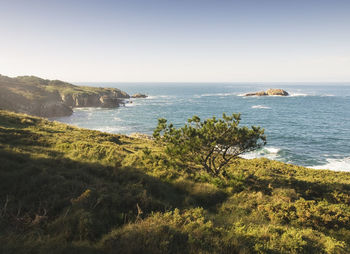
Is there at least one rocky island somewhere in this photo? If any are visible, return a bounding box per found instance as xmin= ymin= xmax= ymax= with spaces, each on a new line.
xmin=131 ymin=93 xmax=148 ymax=98
xmin=0 ymin=74 xmax=130 ymax=117
xmin=245 ymin=88 xmax=289 ymax=96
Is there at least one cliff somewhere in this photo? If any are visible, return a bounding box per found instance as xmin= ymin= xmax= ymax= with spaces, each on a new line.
xmin=0 ymin=74 xmax=130 ymax=117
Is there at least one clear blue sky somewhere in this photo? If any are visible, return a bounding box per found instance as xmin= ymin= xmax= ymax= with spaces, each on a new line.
xmin=0 ymin=0 xmax=349 ymax=82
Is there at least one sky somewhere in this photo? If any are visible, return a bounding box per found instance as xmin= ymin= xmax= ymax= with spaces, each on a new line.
xmin=0 ymin=0 xmax=349 ymax=82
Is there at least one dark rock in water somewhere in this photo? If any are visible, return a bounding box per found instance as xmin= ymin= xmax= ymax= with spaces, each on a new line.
xmin=244 ymin=89 xmax=289 ymax=96
xmin=131 ymin=93 xmax=148 ymax=98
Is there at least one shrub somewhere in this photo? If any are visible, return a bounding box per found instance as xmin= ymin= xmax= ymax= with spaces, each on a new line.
xmin=153 ymin=113 xmax=266 ymax=177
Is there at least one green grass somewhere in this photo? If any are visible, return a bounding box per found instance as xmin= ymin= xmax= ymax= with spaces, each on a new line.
xmin=1 ymin=109 xmax=350 ymax=253
xmin=15 ymin=75 xmax=129 ymax=97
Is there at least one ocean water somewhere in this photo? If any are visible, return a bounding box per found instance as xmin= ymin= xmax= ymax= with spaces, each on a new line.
xmin=52 ymin=83 xmax=350 ymax=172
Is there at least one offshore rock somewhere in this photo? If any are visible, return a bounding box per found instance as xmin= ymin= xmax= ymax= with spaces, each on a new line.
xmin=131 ymin=93 xmax=148 ymax=98
xmin=266 ymin=89 xmax=289 ymax=96
xmin=245 ymin=89 xmax=289 ymax=96
xmin=245 ymin=91 xmax=267 ymax=96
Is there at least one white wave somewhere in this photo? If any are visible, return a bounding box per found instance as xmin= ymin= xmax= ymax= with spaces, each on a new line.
xmin=289 ymin=93 xmax=309 ymax=97
xmin=146 ymin=95 xmax=176 ymax=99
xmin=141 ymin=95 xmax=155 ymax=99
xmin=196 ymin=92 xmax=237 ymax=97
xmin=74 ymin=107 xmax=100 ymax=111
xmin=310 ymin=157 xmax=350 ymax=172
xmin=251 ymin=105 xmax=271 ymax=109
xmin=265 ymin=147 xmax=281 ymax=154
xmin=242 ymin=148 xmax=350 ymax=172
xmin=95 ymin=126 xmax=129 ymax=133
xmin=237 ymin=92 xmax=336 ymax=98
xmin=241 ymin=146 xmax=281 ymax=160
xmin=290 ymin=93 xmax=335 ymax=97
xmin=237 ymin=93 xmax=251 ymax=97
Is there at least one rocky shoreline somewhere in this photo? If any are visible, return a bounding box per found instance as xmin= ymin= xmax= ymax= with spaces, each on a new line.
xmin=131 ymin=93 xmax=148 ymax=98
xmin=0 ymin=74 xmax=130 ymax=117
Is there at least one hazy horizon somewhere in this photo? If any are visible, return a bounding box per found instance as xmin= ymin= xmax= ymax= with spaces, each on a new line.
xmin=1 ymin=0 xmax=349 ymax=82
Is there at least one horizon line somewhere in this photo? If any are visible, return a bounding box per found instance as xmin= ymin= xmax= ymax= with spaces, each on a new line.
xmin=75 ymin=81 xmax=350 ymax=84
xmin=2 ymin=74 xmax=350 ymax=84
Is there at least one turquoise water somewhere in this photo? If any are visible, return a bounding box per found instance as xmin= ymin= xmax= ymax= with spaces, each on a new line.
xmin=52 ymin=83 xmax=350 ymax=171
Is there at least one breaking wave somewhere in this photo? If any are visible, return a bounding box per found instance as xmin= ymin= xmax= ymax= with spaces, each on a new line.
xmin=194 ymin=92 xmax=238 ymax=98
xmin=251 ymin=105 xmax=271 ymax=109
xmin=310 ymin=157 xmax=350 ymax=172
xmin=241 ymin=146 xmax=281 ymax=160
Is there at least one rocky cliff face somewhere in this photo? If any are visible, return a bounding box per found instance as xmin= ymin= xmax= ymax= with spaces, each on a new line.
xmin=0 ymin=74 xmax=130 ymax=118
xmin=61 ymin=90 xmax=129 ymax=108
xmin=131 ymin=93 xmax=148 ymax=98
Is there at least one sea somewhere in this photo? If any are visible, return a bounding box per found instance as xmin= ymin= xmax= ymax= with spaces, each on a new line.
xmin=51 ymin=83 xmax=350 ymax=172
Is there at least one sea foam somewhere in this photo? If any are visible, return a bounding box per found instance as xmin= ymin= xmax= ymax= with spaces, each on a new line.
xmin=289 ymin=93 xmax=309 ymax=97
xmin=195 ymin=92 xmax=237 ymax=98
xmin=241 ymin=146 xmax=281 ymax=160
xmin=251 ymin=105 xmax=271 ymax=109
xmin=95 ymin=126 xmax=130 ymax=134
xmin=310 ymin=157 xmax=350 ymax=172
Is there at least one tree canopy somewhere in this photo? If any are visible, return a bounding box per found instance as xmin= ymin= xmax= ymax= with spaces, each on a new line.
xmin=153 ymin=113 xmax=266 ymax=176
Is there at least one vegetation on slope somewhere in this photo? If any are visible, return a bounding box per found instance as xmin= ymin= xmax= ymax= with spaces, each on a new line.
xmin=1 ymin=110 xmax=350 ymax=253
xmin=0 ymin=75 xmax=129 ymax=117
xmin=153 ymin=113 xmax=266 ymax=176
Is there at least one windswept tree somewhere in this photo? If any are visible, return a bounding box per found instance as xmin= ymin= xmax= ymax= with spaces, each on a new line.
xmin=153 ymin=113 xmax=266 ymax=176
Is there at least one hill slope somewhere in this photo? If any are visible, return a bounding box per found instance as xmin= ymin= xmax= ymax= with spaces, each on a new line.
xmin=0 ymin=75 xmax=129 ymax=117
xmin=0 ymin=110 xmax=350 ymax=253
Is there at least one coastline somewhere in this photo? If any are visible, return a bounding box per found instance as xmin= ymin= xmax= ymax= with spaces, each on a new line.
xmin=0 ymin=74 xmax=130 ymax=118
xmin=51 ymin=83 xmax=350 ymax=173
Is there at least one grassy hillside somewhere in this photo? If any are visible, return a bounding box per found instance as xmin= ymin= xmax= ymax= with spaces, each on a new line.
xmin=1 ymin=110 xmax=350 ymax=253
xmin=0 ymin=75 xmax=129 ymax=117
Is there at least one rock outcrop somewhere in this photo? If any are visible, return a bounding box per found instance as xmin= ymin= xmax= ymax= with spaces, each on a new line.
xmin=131 ymin=93 xmax=148 ymax=98
xmin=245 ymin=91 xmax=267 ymax=96
xmin=245 ymin=89 xmax=289 ymax=97
xmin=266 ymin=89 xmax=289 ymax=96
xmin=0 ymin=74 xmax=130 ymax=117
xmin=60 ymin=91 xmax=127 ymax=108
